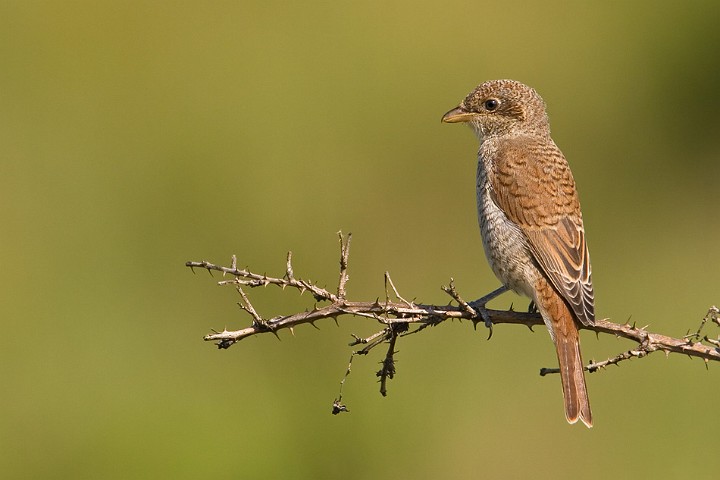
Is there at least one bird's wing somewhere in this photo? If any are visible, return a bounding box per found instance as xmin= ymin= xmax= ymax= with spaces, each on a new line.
xmin=488 ymin=136 xmax=595 ymax=326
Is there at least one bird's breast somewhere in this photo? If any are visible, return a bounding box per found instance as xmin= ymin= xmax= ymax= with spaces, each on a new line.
xmin=476 ymin=157 xmax=539 ymax=298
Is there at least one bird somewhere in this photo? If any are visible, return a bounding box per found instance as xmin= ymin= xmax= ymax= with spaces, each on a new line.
xmin=442 ymin=79 xmax=595 ymax=427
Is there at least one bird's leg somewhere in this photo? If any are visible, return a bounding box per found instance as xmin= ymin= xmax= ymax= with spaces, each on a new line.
xmin=469 ymin=285 xmax=509 ymax=330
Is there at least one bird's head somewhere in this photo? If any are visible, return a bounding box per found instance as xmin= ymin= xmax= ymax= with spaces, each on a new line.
xmin=442 ymin=79 xmax=550 ymax=140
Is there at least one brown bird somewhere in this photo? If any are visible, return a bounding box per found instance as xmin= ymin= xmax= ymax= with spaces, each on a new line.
xmin=442 ymin=79 xmax=595 ymax=427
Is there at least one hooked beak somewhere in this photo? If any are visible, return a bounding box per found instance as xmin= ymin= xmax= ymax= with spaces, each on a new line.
xmin=441 ymin=106 xmax=474 ymax=123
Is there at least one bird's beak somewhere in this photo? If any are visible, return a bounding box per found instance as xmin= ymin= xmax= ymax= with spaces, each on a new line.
xmin=441 ymin=106 xmax=474 ymax=123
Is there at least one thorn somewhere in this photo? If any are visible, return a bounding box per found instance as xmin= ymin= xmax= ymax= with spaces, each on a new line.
xmin=309 ymin=321 xmax=320 ymax=330
xmin=289 ymin=327 xmax=295 ymax=337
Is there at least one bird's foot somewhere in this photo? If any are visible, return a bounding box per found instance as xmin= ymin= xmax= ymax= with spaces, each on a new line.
xmin=468 ymin=286 xmax=509 ymax=339
xmin=528 ymin=300 xmax=537 ymax=314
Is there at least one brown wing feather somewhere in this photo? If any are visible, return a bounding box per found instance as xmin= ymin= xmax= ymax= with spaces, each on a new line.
xmin=489 ymin=136 xmax=595 ymax=326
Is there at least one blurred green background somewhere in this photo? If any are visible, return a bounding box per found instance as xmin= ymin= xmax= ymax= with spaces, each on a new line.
xmin=2 ymin=1 xmax=719 ymax=478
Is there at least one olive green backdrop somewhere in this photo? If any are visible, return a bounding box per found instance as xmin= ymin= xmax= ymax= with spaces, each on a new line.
xmin=2 ymin=1 xmax=719 ymax=479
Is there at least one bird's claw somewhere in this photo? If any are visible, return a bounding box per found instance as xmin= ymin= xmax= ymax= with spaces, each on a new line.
xmin=472 ymin=303 xmax=494 ymax=340
xmin=468 ymin=286 xmax=507 ymax=340
xmin=528 ymin=300 xmax=537 ymax=314
xmin=478 ymin=305 xmax=492 ymax=327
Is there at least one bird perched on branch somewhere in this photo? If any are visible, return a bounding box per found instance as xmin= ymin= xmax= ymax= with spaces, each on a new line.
xmin=442 ymin=79 xmax=595 ymax=427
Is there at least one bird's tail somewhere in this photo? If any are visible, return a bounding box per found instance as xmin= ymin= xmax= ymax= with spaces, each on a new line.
xmin=537 ymin=282 xmax=593 ymax=427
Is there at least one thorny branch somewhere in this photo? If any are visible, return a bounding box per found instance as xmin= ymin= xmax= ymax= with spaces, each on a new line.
xmin=187 ymin=232 xmax=720 ymax=411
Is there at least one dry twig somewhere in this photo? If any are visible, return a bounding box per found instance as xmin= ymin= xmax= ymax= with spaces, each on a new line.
xmin=187 ymin=232 xmax=720 ymax=409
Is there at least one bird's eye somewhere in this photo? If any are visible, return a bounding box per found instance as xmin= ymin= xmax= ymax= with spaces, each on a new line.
xmin=484 ymin=99 xmax=499 ymax=111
